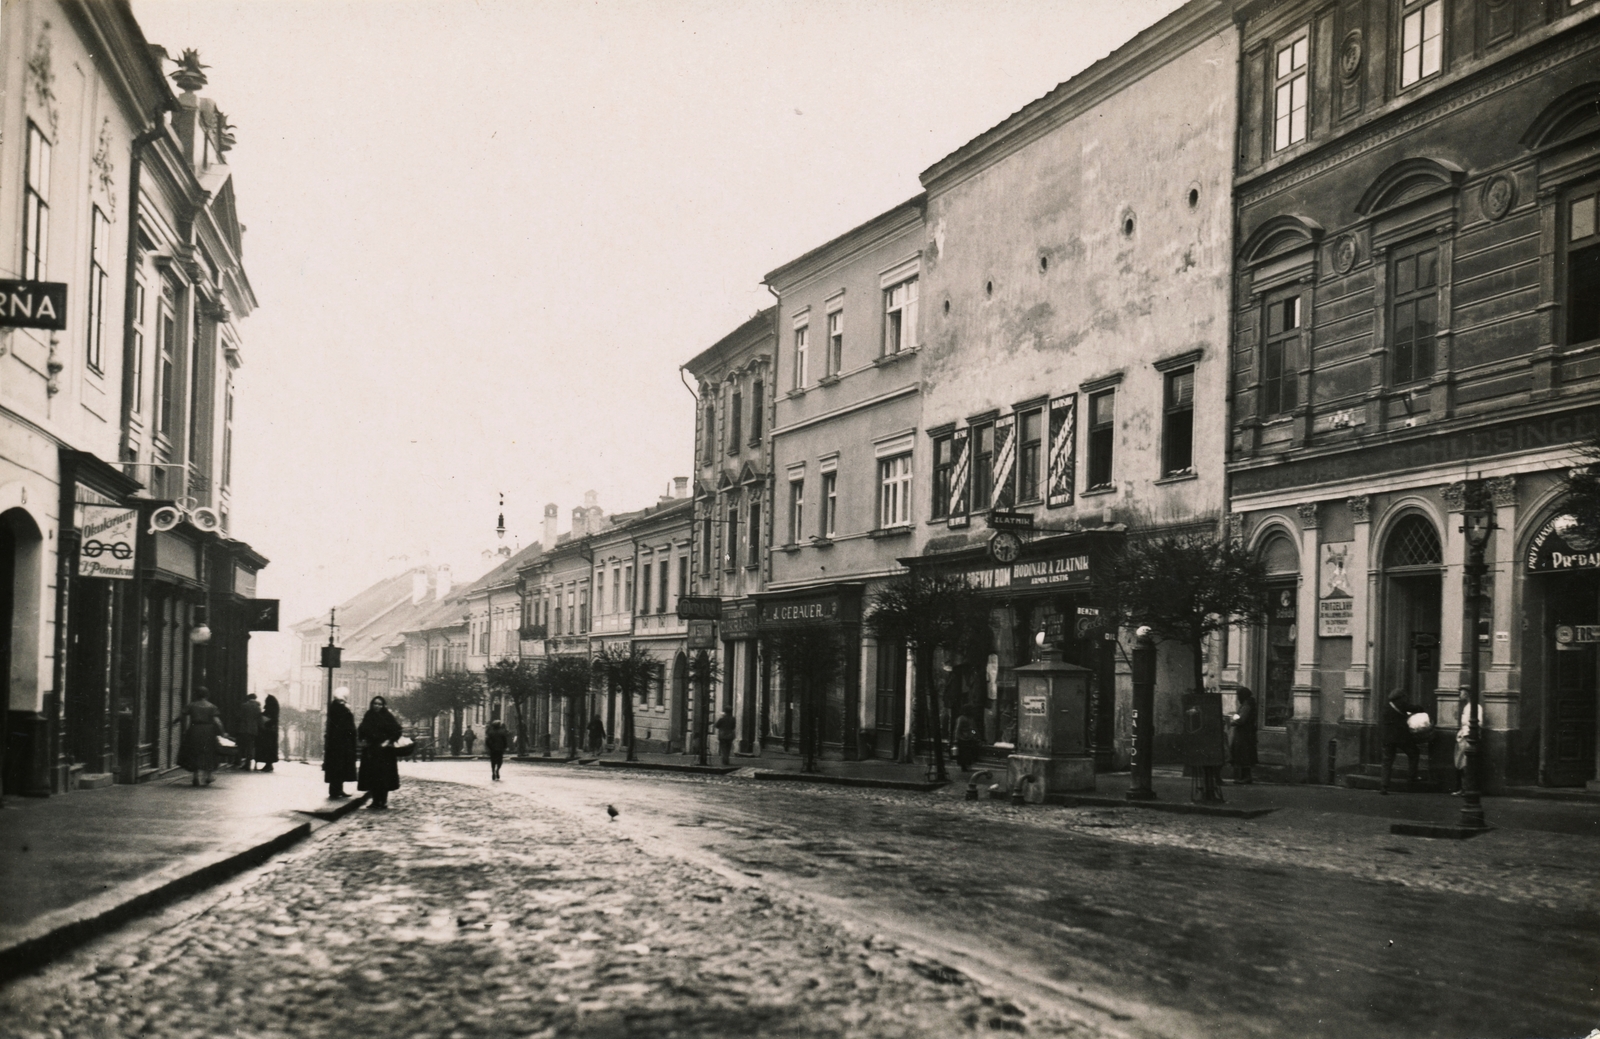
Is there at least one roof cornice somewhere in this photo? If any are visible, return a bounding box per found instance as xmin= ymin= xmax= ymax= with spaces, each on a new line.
xmin=763 ymin=195 xmax=925 ymax=292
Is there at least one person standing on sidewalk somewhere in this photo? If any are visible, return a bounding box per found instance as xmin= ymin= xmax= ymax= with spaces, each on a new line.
xmin=463 ymin=725 xmax=477 ymax=757
xmin=1452 ymin=690 xmax=1483 ymax=796
xmin=1229 ymin=687 xmax=1259 ymax=785
xmin=587 ymin=715 xmax=607 ymax=757
xmin=358 ymin=696 xmax=404 ymax=810
xmin=324 ymin=688 xmax=359 ymax=798
xmin=952 ymin=713 xmax=979 ymax=774
xmin=237 ymin=692 xmax=262 ymax=771
xmin=485 ymin=717 xmax=510 ymax=780
xmin=1379 ymin=687 xmax=1420 ymax=795
xmin=715 ymin=709 xmax=737 ymax=766
xmin=259 ymin=693 xmax=280 ymax=772
xmin=177 ymin=688 xmax=226 ymax=787
xmin=449 ymin=729 xmax=464 ymax=757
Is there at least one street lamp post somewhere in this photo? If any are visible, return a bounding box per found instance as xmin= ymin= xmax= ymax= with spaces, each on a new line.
xmin=1457 ymin=509 xmax=1494 ymax=830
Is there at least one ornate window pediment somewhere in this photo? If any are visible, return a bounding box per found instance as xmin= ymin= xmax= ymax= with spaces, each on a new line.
xmin=1355 ymin=157 xmax=1465 ymax=216
xmin=1240 ymin=214 xmax=1324 ymax=267
xmin=738 ymin=460 xmax=766 ymax=485
xmin=1521 ymin=82 xmax=1600 ymax=152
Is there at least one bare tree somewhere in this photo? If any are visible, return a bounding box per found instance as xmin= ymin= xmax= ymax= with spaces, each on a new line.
xmin=483 ymin=657 xmax=541 ymax=754
xmin=409 ymin=670 xmax=485 ymax=744
xmin=592 ymin=644 xmax=663 ymax=762
xmin=540 ymin=655 xmax=595 ymax=760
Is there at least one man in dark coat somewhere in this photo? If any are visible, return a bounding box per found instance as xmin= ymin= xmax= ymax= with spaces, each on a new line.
xmin=485 ymin=717 xmax=510 ymax=780
xmin=1380 ymin=687 xmax=1420 ymax=794
xmin=259 ymin=694 xmax=281 ymax=772
xmin=324 ymin=688 xmax=359 ymax=798
xmin=358 ymin=696 xmax=404 ymax=809
xmin=237 ymin=693 xmax=262 ymax=770
xmin=1229 ymin=686 xmax=1259 ymax=784
xmin=587 ymin=715 xmax=607 ymax=757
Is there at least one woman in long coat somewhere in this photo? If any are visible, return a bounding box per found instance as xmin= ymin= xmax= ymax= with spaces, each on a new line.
xmin=259 ymin=694 xmax=281 ymax=772
xmin=323 ymin=688 xmax=359 ymax=798
xmin=177 ymin=687 xmax=227 ymax=786
xmin=1230 ymin=686 xmax=1259 ymax=784
xmin=358 ymin=696 xmax=404 ymax=809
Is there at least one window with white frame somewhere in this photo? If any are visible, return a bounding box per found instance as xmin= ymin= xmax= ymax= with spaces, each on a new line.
xmin=87 ymin=208 xmax=110 ymax=372
xmin=725 ymin=497 xmax=740 ymax=569
xmin=624 ymin=566 xmax=634 ymax=611
xmin=826 ymin=308 xmax=843 ymax=376
xmin=157 ymin=280 xmax=178 ymax=439
xmin=747 ymin=501 xmax=761 ymax=565
xmin=878 ymin=455 xmax=912 ymax=528
xmin=1273 ymin=30 xmax=1309 ymax=151
xmin=1400 ymin=0 xmax=1443 ymax=88
xmin=658 ymin=553 xmax=670 ymax=613
xmin=1017 ymin=408 xmax=1043 ymax=502
xmin=222 ymin=380 xmax=234 ymax=489
xmin=788 ymin=478 xmax=804 ymax=545
xmin=131 ymin=280 xmax=146 ymax=415
xmin=822 ymin=470 xmax=837 ymax=537
xmin=884 ymin=278 xmax=918 ymax=354
xmin=793 ymin=323 xmax=809 ymax=389
xmin=23 ymin=122 xmax=51 ymax=280
xmin=1262 ymin=294 xmax=1301 ymax=418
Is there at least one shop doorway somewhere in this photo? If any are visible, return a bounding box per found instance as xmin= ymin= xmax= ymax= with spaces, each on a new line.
xmin=874 ymin=638 xmax=905 ymax=759
xmin=3 ymin=509 xmax=43 ymax=794
xmin=64 ymin=577 xmax=112 ymax=772
xmin=1541 ymin=572 xmax=1598 ymax=786
xmin=1381 ymin=515 xmax=1443 ymax=717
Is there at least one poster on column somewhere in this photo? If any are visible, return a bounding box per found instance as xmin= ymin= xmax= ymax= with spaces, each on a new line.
xmin=1317 ymin=541 xmax=1353 ymax=637
xmin=1047 ymin=393 xmax=1076 ymax=508
xmin=947 ymin=427 xmax=971 ymax=528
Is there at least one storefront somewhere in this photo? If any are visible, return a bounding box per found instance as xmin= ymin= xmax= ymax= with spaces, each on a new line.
xmin=751 ymin=585 xmax=864 ymax=760
xmin=1524 ymin=511 xmax=1599 ymax=788
xmin=903 ymin=530 xmax=1124 ymax=770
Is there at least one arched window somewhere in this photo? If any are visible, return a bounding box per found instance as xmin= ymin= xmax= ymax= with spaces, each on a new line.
xmin=1383 ymin=514 xmax=1442 ymax=569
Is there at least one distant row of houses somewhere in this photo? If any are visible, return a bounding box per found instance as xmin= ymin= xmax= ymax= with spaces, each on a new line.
xmin=307 ymin=0 xmax=1600 ymax=792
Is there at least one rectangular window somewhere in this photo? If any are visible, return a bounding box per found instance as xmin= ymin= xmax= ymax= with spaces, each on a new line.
xmin=703 ymin=404 xmax=716 ymax=463
xmin=579 ymin=588 xmax=588 ymax=632
xmin=932 ymin=435 xmax=954 ymax=519
xmin=1162 ymin=368 xmax=1195 ymax=477
xmin=23 ymin=122 xmax=51 ymax=280
xmin=701 ymin=511 xmax=713 ymax=575
xmin=1262 ymin=295 xmax=1301 ymax=417
xmin=826 ymin=309 xmax=843 ymax=376
xmin=1273 ymin=32 xmax=1309 ymax=151
xmin=794 ymin=325 xmax=809 ymax=389
xmin=157 ymin=283 xmax=178 ymax=438
xmin=748 ymin=502 xmax=762 ymax=565
xmin=884 ymin=278 xmax=918 ymax=354
xmin=728 ymin=388 xmax=742 ymax=452
xmin=1400 ymin=0 xmax=1444 ymax=87
xmin=553 ymin=594 xmax=563 ymax=635
xmin=658 ymin=556 xmax=670 ymax=613
xmin=789 ymin=479 xmax=804 ymax=545
xmin=641 ymin=563 xmax=652 ymax=616
xmin=879 ymin=455 xmax=912 ymax=528
xmin=222 ymin=381 xmax=234 ymax=489
xmin=678 ymin=555 xmax=689 ymax=606
xmin=86 ymin=208 xmax=110 ymax=372
xmin=750 ymin=380 xmax=763 ymax=442
xmin=1017 ymin=409 xmax=1043 ymax=502
xmin=725 ymin=499 xmax=740 ymax=569
xmin=1087 ymin=390 xmax=1115 ymax=489
xmin=596 ymin=569 xmax=606 ymax=615
xmin=822 ymin=471 xmax=838 ymax=536
xmin=1391 ymin=245 xmax=1439 ymax=384
xmin=972 ymin=423 xmax=994 ymax=510
xmin=1567 ymin=187 xmax=1600 ymax=344
xmin=131 ymin=281 xmax=146 ymax=415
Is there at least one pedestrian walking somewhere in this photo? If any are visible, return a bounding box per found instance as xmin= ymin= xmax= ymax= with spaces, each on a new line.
xmin=485 ymin=717 xmax=510 ymax=780
xmin=358 ymin=695 xmax=404 ymax=809
xmin=952 ymin=713 xmax=979 ymax=773
xmin=1229 ymin=686 xmax=1259 ymax=784
xmin=1379 ymin=687 xmax=1420 ymax=794
xmin=259 ymin=693 xmax=280 ymax=772
xmin=463 ymin=725 xmax=477 ymax=756
xmin=237 ymin=692 xmax=262 ymax=770
xmin=449 ymin=729 xmax=464 ymax=757
xmin=176 ymin=687 xmax=226 ymax=787
xmin=324 ymin=687 xmax=359 ymax=798
xmin=1452 ymin=690 xmax=1483 ymax=796
xmin=587 ymin=715 xmax=607 ymax=757
xmin=714 ymin=709 xmax=736 ymax=766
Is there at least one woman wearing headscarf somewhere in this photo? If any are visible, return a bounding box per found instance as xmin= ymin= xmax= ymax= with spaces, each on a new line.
xmin=323 ymin=687 xmax=359 ymax=798
xmin=358 ymin=695 xmax=404 ymax=809
xmin=177 ymin=687 xmax=227 ymax=786
xmin=259 ymin=693 xmax=280 ymax=772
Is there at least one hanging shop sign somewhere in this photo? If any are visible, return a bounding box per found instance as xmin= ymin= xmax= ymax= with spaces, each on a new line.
xmin=246 ymin=599 xmax=280 ymax=631
xmin=1527 ymin=514 xmax=1600 ymax=573
xmin=720 ymin=600 xmax=759 ymax=639
xmin=77 ymin=505 xmax=137 ymax=579
xmin=1047 ymin=394 xmax=1077 ymax=509
xmin=676 ymin=595 xmax=721 ymax=620
xmin=0 ymin=280 xmax=68 ymax=330
xmin=988 ymin=510 xmax=1035 ymax=532
xmin=687 ymin=619 xmax=718 ymax=650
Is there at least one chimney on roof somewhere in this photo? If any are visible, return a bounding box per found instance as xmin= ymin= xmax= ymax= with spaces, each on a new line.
xmin=543 ymin=503 xmax=558 ymax=548
xmin=673 ymin=476 xmax=689 ymax=499
xmin=411 ymin=568 xmax=428 ymax=605
xmin=571 ymin=505 xmax=587 ymax=538
xmin=583 ymin=490 xmax=598 ymax=509
xmin=435 ymin=564 xmax=452 ymax=600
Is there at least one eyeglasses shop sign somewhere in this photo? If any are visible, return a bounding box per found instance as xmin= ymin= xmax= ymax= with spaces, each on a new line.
xmin=78 ymin=506 xmax=137 ymax=580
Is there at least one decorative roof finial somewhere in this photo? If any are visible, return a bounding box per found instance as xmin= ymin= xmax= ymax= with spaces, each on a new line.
xmin=171 ymin=48 xmax=209 ymax=92
xmin=214 ymin=109 xmax=236 ymax=153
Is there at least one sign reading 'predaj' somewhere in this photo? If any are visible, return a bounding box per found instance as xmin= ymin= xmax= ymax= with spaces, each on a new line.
xmin=1528 ymin=514 xmax=1600 ymax=572
xmin=0 ymin=280 xmax=68 ymax=331
xmin=77 ymin=506 xmax=137 ymax=579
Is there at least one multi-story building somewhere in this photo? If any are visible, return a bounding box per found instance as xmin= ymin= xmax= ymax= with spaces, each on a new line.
xmin=684 ymin=309 xmax=776 ymax=755
xmin=462 ymin=542 xmax=541 ymax=720
xmin=517 ymin=495 xmax=607 ymax=753
xmin=614 ymin=491 xmax=693 ymax=751
xmin=763 ymin=198 xmax=927 ymax=762
xmin=1 ymin=6 xmax=264 ymax=795
xmin=905 ymin=0 xmax=1239 ymax=770
xmin=1225 ymin=0 xmax=1600 ymax=790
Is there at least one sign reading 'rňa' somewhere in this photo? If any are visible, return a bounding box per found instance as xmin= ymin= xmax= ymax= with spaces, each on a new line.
xmin=0 ymin=280 xmax=68 ymax=331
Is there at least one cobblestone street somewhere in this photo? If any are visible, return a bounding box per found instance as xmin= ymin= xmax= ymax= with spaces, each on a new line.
xmin=0 ymin=776 xmax=1104 ymax=1039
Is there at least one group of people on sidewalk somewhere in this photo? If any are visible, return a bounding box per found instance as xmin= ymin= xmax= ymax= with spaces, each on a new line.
xmin=1380 ymin=686 xmax=1482 ymax=795
xmin=176 ymin=689 xmax=280 ymax=786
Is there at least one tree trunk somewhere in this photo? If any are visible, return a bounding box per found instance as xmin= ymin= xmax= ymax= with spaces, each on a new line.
xmin=621 ymin=678 xmax=637 ymax=761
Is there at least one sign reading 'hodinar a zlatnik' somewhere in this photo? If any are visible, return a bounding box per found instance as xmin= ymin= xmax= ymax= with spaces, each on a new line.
xmin=0 ymin=280 xmax=68 ymax=331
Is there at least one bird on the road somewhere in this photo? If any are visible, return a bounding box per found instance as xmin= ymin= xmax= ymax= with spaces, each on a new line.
xmin=606 ymin=804 xmax=619 ymax=822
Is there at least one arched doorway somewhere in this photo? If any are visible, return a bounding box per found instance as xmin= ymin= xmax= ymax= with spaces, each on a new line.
xmin=2 ymin=507 xmax=45 ymax=795
xmin=1380 ymin=513 xmax=1443 ymax=719
xmin=1255 ymin=530 xmax=1300 ymax=729
xmin=669 ymin=652 xmax=688 ymax=753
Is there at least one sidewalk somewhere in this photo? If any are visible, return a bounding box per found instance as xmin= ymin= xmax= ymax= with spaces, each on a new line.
xmin=0 ymin=761 xmax=365 ymax=982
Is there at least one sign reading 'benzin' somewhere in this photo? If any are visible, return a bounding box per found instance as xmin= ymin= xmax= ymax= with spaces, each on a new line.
xmin=1528 ymin=514 xmax=1600 ymax=572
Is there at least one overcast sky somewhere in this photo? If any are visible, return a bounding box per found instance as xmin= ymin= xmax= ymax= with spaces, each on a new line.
xmin=128 ymin=0 xmax=1187 ymax=675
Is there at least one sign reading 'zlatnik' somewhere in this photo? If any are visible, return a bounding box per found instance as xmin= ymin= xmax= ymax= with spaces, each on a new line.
xmin=0 ymin=280 xmax=68 ymax=331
